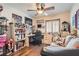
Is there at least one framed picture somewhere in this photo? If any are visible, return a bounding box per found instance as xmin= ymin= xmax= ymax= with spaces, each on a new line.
xmin=12 ymin=13 xmax=22 ymax=27
xmin=25 ymin=17 xmax=32 ymax=25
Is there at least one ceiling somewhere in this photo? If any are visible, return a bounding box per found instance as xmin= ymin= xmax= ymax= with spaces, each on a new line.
xmin=3 ymin=3 xmax=74 ymax=18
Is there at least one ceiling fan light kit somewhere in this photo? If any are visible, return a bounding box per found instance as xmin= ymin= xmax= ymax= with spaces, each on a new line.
xmin=36 ymin=3 xmax=45 ymax=14
xmin=37 ymin=10 xmax=43 ymax=14
xmin=27 ymin=3 xmax=55 ymax=16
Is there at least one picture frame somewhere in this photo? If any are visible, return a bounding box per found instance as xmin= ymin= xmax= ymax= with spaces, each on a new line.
xmin=25 ymin=17 xmax=32 ymax=25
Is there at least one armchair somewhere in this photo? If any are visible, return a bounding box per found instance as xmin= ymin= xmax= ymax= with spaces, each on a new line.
xmin=29 ymin=30 xmax=43 ymax=45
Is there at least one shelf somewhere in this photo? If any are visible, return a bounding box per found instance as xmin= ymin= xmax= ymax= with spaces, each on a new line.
xmin=15 ymin=45 xmax=26 ymax=51
xmin=15 ymin=27 xmax=25 ymax=29
xmin=15 ymin=33 xmax=25 ymax=35
xmin=6 ymin=52 xmax=12 ymax=56
xmin=16 ymin=39 xmax=25 ymax=42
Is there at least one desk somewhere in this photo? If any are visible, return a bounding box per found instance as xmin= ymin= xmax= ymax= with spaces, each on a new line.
xmin=25 ymin=34 xmax=35 ymax=47
xmin=25 ymin=33 xmax=44 ymax=47
xmin=26 ymin=34 xmax=35 ymax=37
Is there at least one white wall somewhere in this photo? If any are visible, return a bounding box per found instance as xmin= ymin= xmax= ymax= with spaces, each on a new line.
xmin=0 ymin=4 xmax=31 ymax=25
xmin=70 ymin=3 xmax=79 ymax=35
xmin=70 ymin=4 xmax=79 ymax=17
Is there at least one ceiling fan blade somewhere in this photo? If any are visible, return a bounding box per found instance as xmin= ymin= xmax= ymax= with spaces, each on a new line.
xmin=27 ymin=10 xmax=36 ymax=11
xmin=45 ymin=6 xmax=55 ymax=11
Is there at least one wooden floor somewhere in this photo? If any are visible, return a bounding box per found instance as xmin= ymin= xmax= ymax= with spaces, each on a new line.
xmin=12 ymin=45 xmax=43 ymax=56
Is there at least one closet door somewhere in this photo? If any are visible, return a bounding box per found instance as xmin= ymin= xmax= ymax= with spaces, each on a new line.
xmin=52 ymin=20 xmax=60 ymax=33
xmin=46 ymin=21 xmax=52 ymax=33
xmin=46 ymin=20 xmax=60 ymax=33
xmin=55 ymin=20 xmax=59 ymax=33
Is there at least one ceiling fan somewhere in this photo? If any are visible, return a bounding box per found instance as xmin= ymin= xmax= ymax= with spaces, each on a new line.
xmin=27 ymin=3 xmax=55 ymax=15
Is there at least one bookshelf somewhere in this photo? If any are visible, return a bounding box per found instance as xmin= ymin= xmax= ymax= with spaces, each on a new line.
xmin=10 ymin=14 xmax=26 ymax=52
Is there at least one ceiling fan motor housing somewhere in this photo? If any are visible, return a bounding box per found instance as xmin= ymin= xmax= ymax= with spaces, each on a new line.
xmin=0 ymin=5 xmax=3 ymax=12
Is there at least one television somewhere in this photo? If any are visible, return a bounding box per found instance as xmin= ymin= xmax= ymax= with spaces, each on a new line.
xmin=37 ymin=24 xmax=42 ymax=28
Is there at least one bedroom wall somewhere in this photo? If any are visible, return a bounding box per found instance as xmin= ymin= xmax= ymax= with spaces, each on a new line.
xmin=32 ymin=11 xmax=70 ymax=32
xmin=0 ymin=4 xmax=31 ymax=25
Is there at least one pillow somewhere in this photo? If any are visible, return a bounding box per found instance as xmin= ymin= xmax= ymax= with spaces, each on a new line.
xmin=66 ymin=38 xmax=79 ymax=48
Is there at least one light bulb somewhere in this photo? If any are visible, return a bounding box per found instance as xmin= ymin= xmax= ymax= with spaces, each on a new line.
xmin=37 ymin=10 xmax=43 ymax=14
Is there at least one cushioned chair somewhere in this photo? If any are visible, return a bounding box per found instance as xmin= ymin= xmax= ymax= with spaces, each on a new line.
xmin=41 ymin=38 xmax=79 ymax=56
xmin=30 ymin=30 xmax=42 ymax=45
